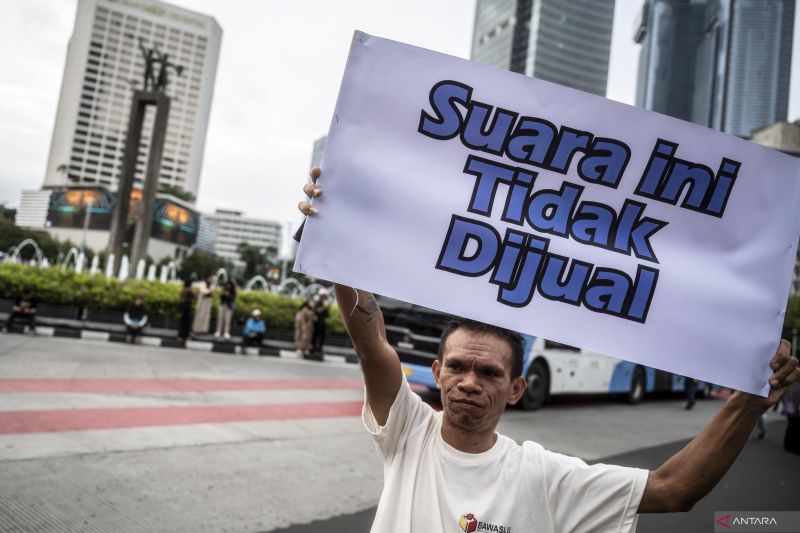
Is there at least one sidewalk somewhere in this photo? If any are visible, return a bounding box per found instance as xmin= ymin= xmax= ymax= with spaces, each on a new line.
xmin=0 ymin=327 xmax=360 ymax=364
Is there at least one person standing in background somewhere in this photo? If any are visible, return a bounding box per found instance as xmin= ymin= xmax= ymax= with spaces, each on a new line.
xmin=294 ymin=300 xmax=315 ymax=356
xmin=685 ymin=377 xmax=697 ymax=410
xmin=177 ymin=279 xmax=194 ymax=342
xmin=192 ymin=278 xmax=213 ymax=336
xmin=214 ymin=280 xmax=236 ymax=339
xmin=311 ymin=290 xmax=330 ymax=355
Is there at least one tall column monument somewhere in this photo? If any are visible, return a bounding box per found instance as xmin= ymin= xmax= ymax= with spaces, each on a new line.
xmin=107 ymin=40 xmax=183 ymax=274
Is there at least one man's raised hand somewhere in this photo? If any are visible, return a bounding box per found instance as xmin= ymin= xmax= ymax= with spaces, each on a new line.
xmin=298 ymin=167 xmax=322 ymax=216
xmin=762 ymin=339 xmax=799 ymax=407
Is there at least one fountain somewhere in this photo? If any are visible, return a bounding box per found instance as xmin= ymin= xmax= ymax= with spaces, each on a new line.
xmin=243 ymin=275 xmax=269 ymax=291
xmin=147 ymin=264 xmax=157 ymax=281
xmin=105 ymin=254 xmax=115 ymax=278
xmin=135 ymin=259 xmax=146 ymax=280
xmin=275 ymin=278 xmax=303 ymax=298
xmin=212 ymin=268 xmax=228 ymax=287
xmin=9 ymin=238 xmax=45 ymax=266
xmin=90 ymin=255 xmax=100 ymax=275
xmin=118 ymin=255 xmax=130 ymax=281
xmin=159 ymin=261 xmax=177 ymax=283
xmin=62 ymin=247 xmax=83 ymax=273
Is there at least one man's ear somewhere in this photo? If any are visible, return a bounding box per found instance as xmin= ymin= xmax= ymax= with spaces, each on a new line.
xmin=432 ymin=359 xmax=442 ymax=388
xmin=507 ymin=376 xmax=527 ymax=406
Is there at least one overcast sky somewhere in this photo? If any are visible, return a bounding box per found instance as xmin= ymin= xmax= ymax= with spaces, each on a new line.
xmin=1 ymin=0 xmax=798 ymax=256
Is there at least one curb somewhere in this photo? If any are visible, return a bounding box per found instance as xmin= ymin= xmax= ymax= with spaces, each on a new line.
xmin=1 ymin=326 xmax=360 ymax=366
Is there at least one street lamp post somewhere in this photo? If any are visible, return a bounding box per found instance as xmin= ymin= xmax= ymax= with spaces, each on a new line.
xmin=80 ymin=197 xmax=94 ymax=254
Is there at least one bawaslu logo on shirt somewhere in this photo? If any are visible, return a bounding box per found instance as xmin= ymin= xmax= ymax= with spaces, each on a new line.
xmin=459 ymin=513 xmax=511 ymax=533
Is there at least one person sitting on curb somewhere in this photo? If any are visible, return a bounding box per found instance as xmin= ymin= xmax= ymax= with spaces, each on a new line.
xmin=123 ymin=296 xmax=148 ymax=344
xmin=298 ymin=166 xmax=800 ymax=533
xmin=4 ymin=287 xmax=38 ymax=334
xmin=241 ymin=309 xmax=266 ymax=351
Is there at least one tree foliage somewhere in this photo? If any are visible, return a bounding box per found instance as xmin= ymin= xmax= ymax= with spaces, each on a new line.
xmin=236 ymin=242 xmax=279 ymax=280
xmin=158 ymin=184 xmax=196 ymax=203
xmin=178 ymin=251 xmax=234 ymax=281
xmin=0 ymin=216 xmax=84 ymax=262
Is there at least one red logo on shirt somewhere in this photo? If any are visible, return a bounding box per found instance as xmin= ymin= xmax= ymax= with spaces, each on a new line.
xmin=716 ymin=514 xmax=731 ymax=529
xmin=459 ymin=513 xmax=478 ymax=532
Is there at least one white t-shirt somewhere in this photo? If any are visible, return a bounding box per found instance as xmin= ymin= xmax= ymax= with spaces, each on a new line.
xmin=363 ymin=378 xmax=649 ymax=533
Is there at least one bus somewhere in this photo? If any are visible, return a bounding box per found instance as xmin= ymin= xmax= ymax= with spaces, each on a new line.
xmin=392 ymin=330 xmax=710 ymax=411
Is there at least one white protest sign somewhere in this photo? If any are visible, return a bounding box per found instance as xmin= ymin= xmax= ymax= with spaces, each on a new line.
xmin=295 ymin=31 xmax=800 ymax=396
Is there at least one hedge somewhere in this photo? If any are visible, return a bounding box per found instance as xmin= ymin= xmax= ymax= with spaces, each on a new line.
xmin=0 ymin=263 xmax=345 ymax=333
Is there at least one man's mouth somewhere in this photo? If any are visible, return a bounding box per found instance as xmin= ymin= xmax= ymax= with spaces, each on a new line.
xmin=452 ymin=399 xmax=483 ymax=408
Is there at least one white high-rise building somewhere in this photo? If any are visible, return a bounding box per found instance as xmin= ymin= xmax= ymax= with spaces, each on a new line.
xmin=43 ymin=0 xmax=222 ymax=199
xmin=203 ymin=209 xmax=282 ymax=264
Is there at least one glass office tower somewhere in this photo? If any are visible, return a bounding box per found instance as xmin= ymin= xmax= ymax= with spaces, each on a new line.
xmin=692 ymin=0 xmax=794 ymax=137
xmin=471 ymin=0 xmax=615 ymax=96
xmin=634 ymin=0 xmax=706 ymax=122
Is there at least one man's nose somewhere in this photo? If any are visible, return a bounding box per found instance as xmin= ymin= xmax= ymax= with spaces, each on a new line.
xmin=457 ymin=370 xmax=482 ymax=392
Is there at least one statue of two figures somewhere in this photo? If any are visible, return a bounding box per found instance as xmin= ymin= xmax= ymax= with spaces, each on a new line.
xmin=138 ymin=38 xmax=184 ymax=92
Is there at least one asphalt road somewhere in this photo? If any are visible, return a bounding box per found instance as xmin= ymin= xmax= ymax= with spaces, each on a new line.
xmin=1 ymin=334 xmax=796 ymax=533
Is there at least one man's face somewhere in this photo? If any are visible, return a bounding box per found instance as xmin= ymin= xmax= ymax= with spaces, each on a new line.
xmin=432 ymin=328 xmax=526 ymax=434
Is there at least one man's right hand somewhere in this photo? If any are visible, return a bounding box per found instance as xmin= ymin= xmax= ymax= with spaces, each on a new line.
xmin=296 ymin=167 xmax=403 ymax=425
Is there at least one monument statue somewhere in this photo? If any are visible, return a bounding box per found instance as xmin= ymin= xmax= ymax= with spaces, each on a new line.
xmin=138 ymin=38 xmax=158 ymax=91
xmin=154 ymin=53 xmax=184 ymax=91
xmin=138 ymin=39 xmax=184 ymax=92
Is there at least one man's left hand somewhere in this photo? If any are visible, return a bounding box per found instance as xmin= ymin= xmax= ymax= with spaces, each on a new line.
xmin=752 ymin=339 xmax=799 ymax=409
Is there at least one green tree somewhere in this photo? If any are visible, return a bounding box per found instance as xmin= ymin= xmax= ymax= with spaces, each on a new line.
xmin=178 ymin=251 xmax=234 ymax=281
xmin=0 ymin=204 xmax=16 ymax=222
xmin=783 ymin=294 xmax=800 ymax=341
xmin=236 ymin=242 xmax=268 ymax=280
xmin=158 ymin=184 xmax=196 ymax=203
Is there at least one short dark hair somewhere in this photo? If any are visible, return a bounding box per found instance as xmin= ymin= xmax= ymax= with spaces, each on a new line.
xmin=437 ymin=317 xmax=525 ymax=379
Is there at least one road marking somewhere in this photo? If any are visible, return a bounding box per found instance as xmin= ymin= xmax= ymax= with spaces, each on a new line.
xmin=0 ymin=378 xmax=364 ymax=393
xmin=0 ymin=401 xmax=364 ymax=435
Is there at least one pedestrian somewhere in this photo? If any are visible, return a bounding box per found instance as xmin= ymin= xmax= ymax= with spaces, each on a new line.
xmin=214 ymin=280 xmax=236 ymax=339
xmin=783 ymin=379 xmax=800 ymax=454
xmin=298 ymin=166 xmax=800 ymax=532
xmin=685 ymin=377 xmax=696 ymax=410
xmin=242 ymin=308 xmax=266 ymax=349
xmin=311 ymin=290 xmax=330 ymax=355
xmin=123 ymin=296 xmax=148 ymax=344
xmin=294 ymin=299 xmax=315 ymax=355
xmin=192 ymin=277 xmax=213 ymax=336
xmin=177 ymin=279 xmax=194 ymax=341
xmin=4 ymin=287 xmax=38 ymax=333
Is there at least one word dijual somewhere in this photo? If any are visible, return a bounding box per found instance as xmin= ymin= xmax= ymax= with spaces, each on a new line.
xmin=416 ymin=80 xmax=740 ymax=323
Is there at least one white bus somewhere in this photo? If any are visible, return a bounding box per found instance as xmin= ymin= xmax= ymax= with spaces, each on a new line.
xmin=395 ymin=332 xmax=710 ymax=410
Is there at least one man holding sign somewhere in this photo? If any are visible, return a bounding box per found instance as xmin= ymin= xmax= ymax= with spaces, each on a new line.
xmin=299 ymin=168 xmax=798 ymax=533
xmin=294 ymin=31 xmax=800 ymax=532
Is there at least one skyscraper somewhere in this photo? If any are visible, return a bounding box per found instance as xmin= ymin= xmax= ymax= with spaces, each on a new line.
xmin=43 ymin=0 xmax=222 ymax=199
xmin=634 ymin=0 xmax=706 ymax=122
xmin=692 ymin=0 xmax=795 ymax=137
xmin=471 ymin=0 xmax=616 ymax=96
xmin=310 ymin=135 xmax=327 ymax=169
